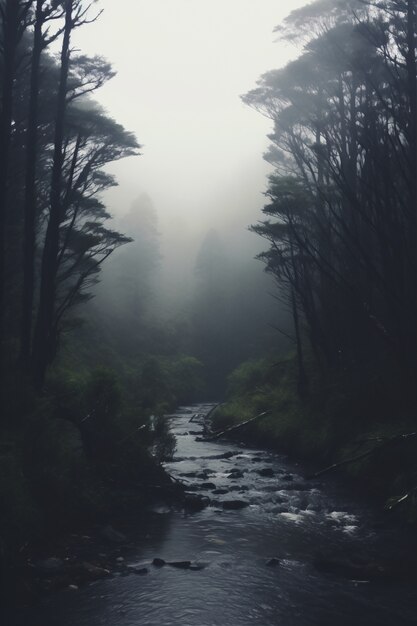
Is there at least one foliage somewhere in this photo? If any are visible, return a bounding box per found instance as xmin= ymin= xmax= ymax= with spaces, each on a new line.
xmin=244 ymin=0 xmax=417 ymax=411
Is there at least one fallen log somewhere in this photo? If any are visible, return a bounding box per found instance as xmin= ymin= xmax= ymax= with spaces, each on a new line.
xmin=306 ymin=431 xmax=417 ymax=480
xmin=197 ymin=410 xmax=271 ymax=442
xmin=189 ymin=404 xmax=220 ymax=424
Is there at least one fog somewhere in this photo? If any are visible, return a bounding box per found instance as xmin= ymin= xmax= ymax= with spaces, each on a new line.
xmin=72 ymin=0 xmax=306 ymax=268
xmin=66 ymin=1 xmax=307 ymax=380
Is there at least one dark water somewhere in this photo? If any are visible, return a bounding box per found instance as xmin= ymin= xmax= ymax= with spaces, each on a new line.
xmin=5 ymin=403 xmax=417 ymax=625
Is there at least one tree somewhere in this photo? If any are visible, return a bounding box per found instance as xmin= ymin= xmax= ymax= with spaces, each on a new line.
xmin=0 ymin=0 xmax=33 ymax=361
xmin=21 ymin=0 xmax=65 ymax=363
xmin=245 ymin=0 xmax=417 ymax=407
xmin=31 ymin=1 xmax=138 ymax=388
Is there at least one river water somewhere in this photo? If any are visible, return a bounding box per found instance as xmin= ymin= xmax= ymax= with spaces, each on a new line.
xmin=6 ymin=403 xmax=417 ymax=625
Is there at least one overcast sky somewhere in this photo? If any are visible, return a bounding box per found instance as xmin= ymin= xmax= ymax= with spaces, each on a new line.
xmin=73 ymin=0 xmax=306 ymax=245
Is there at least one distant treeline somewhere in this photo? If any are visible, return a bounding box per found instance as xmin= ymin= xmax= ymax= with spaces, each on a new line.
xmin=244 ymin=0 xmax=417 ymax=415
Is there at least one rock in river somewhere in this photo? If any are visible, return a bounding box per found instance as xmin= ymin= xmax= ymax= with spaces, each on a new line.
xmin=257 ymin=468 xmax=274 ymax=477
xmin=222 ymin=500 xmax=249 ymax=510
xmin=168 ymin=561 xmax=192 ymax=569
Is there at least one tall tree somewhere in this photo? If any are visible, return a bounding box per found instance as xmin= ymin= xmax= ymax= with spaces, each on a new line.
xmin=21 ymin=0 xmax=65 ymax=363
xmin=0 ymin=0 xmax=32 ymax=362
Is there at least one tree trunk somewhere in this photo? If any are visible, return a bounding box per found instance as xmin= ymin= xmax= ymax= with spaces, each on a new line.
xmin=32 ymin=0 xmax=73 ymax=389
xmin=0 ymin=0 xmax=22 ymax=369
xmin=20 ymin=0 xmax=44 ymax=364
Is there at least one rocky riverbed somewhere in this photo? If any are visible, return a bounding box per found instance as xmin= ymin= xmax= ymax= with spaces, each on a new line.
xmin=4 ymin=403 xmax=417 ymax=626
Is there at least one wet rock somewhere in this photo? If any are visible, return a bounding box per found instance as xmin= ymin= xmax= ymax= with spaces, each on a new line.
xmin=283 ymin=474 xmax=294 ymax=481
xmin=227 ymin=470 xmax=244 ymax=479
xmin=181 ymin=484 xmax=199 ymax=491
xmin=221 ymin=451 xmax=237 ymax=459
xmin=168 ymin=561 xmax=192 ymax=569
xmin=251 ymin=456 xmax=263 ymax=463
xmin=229 ymin=485 xmax=248 ymax=492
xmin=152 ymin=558 xmax=166 ymax=567
xmin=180 ymin=471 xmax=198 ymax=478
xmin=212 ymin=488 xmax=229 ymax=495
xmin=200 ymin=482 xmax=216 ymax=490
xmin=101 ymin=525 xmax=127 ymax=544
xmin=257 ymin=468 xmax=274 ymax=477
xmin=222 ymin=500 xmax=249 ymax=510
xmin=265 ymin=558 xmax=281 ymax=567
xmin=189 ymin=430 xmax=202 ymax=436
xmin=129 ymin=567 xmax=149 ymax=575
xmin=183 ymin=493 xmax=210 ymax=511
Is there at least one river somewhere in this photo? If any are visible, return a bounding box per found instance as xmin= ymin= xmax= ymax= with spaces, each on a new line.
xmin=5 ymin=403 xmax=417 ymax=625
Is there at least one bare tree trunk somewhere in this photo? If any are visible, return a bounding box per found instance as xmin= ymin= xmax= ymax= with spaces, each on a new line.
xmin=405 ymin=0 xmax=417 ymax=386
xmin=32 ymin=0 xmax=73 ymax=389
xmin=291 ymin=286 xmax=308 ymax=397
xmin=20 ymin=0 xmax=44 ymax=364
xmin=0 ymin=0 xmax=24 ymax=369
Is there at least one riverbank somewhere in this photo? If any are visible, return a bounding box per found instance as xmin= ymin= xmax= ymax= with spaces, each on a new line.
xmin=209 ymin=358 xmax=417 ymax=521
xmin=5 ymin=403 xmax=417 ymax=626
xmin=0 ymin=451 xmax=185 ymax=608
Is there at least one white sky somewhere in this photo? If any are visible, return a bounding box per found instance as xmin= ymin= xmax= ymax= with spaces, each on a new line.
xmin=72 ymin=0 xmax=307 ymax=275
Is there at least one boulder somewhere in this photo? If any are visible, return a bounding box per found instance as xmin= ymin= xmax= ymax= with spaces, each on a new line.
xmin=227 ymin=470 xmax=244 ymax=479
xmin=222 ymin=500 xmax=249 ymax=510
xmin=183 ymin=493 xmax=210 ymax=511
xmin=257 ymin=468 xmax=274 ymax=477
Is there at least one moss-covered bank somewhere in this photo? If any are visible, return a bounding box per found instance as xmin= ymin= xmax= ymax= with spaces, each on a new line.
xmin=211 ymin=356 xmax=417 ymax=520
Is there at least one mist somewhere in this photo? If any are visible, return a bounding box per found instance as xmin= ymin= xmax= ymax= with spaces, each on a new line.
xmin=2 ymin=1 xmax=417 ymax=623
xmin=69 ymin=0 xmax=305 ymax=392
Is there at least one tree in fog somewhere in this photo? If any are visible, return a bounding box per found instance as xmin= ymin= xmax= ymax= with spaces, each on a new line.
xmin=93 ymin=193 xmax=162 ymax=357
xmin=244 ymin=0 xmax=417 ymax=408
xmin=0 ymin=1 xmax=139 ymax=393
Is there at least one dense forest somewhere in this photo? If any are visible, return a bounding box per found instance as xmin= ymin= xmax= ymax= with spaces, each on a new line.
xmin=0 ymin=0 xmax=280 ymax=597
xmin=1 ymin=0 xmax=417 ymax=617
xmin=217 ymin=0 xmax=417 ymax=510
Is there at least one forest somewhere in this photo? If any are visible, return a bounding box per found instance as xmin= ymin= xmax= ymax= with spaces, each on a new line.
xmin=1 ymin=0 xmax=417 ymax=623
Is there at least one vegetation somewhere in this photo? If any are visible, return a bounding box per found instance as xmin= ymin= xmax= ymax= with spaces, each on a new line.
xmin=213 ymin=354 xmax=417 ymax=514
xmin=1 ymin=0 xmax=417 ymax=609
xmin=0 ymin=1 xmax=205 ymax=599
xmin=213 ymin=0 xmax=417 ymax=511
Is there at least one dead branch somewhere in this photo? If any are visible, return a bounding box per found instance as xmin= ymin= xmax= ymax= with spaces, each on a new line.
xmin=198 ymin=410 xmax=271 ymax=442
xmin=307 ymin=432 xmax=417 ymax=479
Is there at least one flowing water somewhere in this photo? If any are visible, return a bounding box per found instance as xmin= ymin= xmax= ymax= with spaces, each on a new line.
xmin=6 ymin=403 xmax=417 ymax=625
